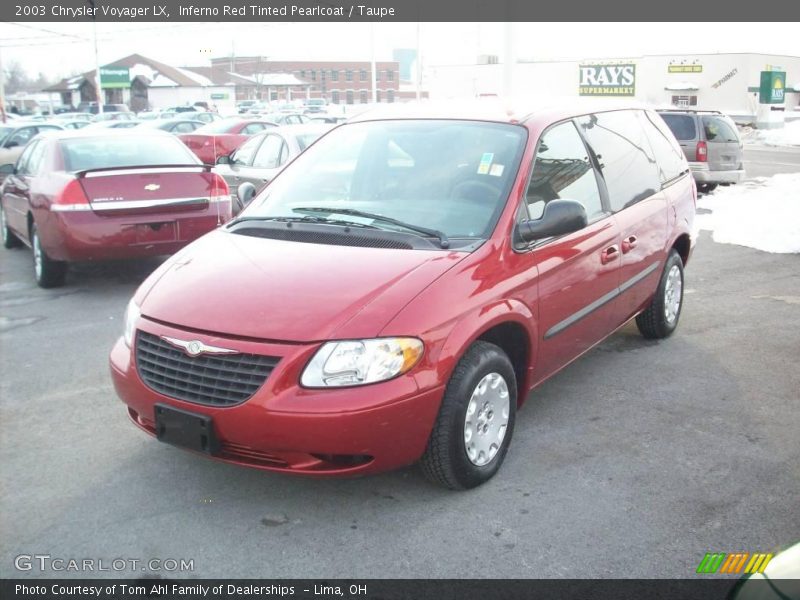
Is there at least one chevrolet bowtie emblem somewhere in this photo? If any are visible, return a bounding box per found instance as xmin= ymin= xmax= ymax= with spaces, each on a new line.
xmin=161 ymin=336 xmax=239 ymax=357
xmin=144 ymin=183 xmax=161 ymax=191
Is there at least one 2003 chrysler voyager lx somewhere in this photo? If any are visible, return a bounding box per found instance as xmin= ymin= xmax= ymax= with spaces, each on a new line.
xmin=110 ymin=101 xmax=696 ymax=489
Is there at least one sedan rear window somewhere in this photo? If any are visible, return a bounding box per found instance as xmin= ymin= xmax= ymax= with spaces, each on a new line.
xmin=659 ymin=114 xmax=697 ymax=141
xmin=59 ymin=134 xmax=199 ymax=172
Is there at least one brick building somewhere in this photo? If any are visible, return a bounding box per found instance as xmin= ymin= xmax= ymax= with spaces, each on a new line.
xmin=210 ymin=57 xmax=408 ymax=104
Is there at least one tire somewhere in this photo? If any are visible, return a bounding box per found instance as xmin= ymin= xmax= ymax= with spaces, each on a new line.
xmin=31 ymin=222 xmax=67 ymax=288
xmin=1 ymin=202 xmax=22 ymax=249
xmin=636 ymin=249 xmax=684 ymax=339
xmin=421 ymin=341 xmax=517 ymax=490
xmin=697 ymin=183 xmax=718 ymax=194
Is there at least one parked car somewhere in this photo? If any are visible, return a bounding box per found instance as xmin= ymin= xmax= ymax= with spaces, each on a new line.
xmin=84 ymin=120 xmax=141 ymax=129
xmin=0 ymin=122 xmax=64 ymax=178
xmin=0 ymin=129 xmax=230 ymax=287
xmin=214 ymin=123 xmax=333 ymax=213
xmin=178 ymin=118 xmax=277 ymax=164
xmin=138 ymin=118 xmax=205 ymax=134
xmin=53 ymin=119 xmax=91 ymax=130
xmin=78 ymin=102 xmax=132 ymax=116
xmin=190 ymin=112 xmax=223 ymax=124
xmin=303 ymin=98 xmax=328 ymax=114
xmin=309 ymin=116 xmax=348 ymax=125
xmin=93 ymin=111 xmax=137 ymax=122
xmin=657 ymin=109 xmax=745 ymax=193
xmin=109 ymin=102 xmax=695 ymax=489
xmin=237 ymin=100 xmax=258 ymax=114
xmin=53 ymin=112 xmax=95 ymax=123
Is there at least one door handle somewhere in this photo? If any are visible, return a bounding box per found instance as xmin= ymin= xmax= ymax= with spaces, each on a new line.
xmin=601 ymin=245 xmax=619 ymax=264
xmin=622 ymin=235 xmax=638 ymax=253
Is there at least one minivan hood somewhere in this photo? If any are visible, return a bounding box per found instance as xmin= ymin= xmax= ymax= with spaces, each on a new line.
xmin=139 ymin=230 xmax=467 ymax=342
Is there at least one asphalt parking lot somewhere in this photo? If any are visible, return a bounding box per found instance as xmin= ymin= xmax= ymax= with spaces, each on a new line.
xmin=1 ymin=147 xmax=798 ymax=579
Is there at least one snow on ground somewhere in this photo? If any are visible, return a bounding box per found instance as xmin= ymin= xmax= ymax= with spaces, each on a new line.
xmin=751 ymin=120 xmax=800 ymax=147
xmin=695 ymin=173 xmax=800 ymax=254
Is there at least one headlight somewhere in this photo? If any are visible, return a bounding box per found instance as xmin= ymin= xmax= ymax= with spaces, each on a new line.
xmin=301 ymin=338 xmax=424 ymax=388
xmin=123 ymin=299 xmax=141 ymax=348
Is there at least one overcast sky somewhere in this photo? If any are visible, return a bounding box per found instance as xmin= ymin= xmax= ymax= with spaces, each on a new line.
xmin=1 ymin=22 xmax=798 ymax=80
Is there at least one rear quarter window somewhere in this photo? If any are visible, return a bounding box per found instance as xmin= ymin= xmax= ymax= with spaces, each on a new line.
xmin=576 ymin=110 xmax=661 ymax=213
xmin=639 ymin=111 xmax=689 ymax=184
xmin=659 ymin=114 xmax=697 ymax=141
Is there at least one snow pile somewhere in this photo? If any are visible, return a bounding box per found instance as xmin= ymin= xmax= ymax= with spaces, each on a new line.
xmin=695 ymin=174 xmax=800 ymax=254
xmin=755 ymin=120 xmax=800 ymax=147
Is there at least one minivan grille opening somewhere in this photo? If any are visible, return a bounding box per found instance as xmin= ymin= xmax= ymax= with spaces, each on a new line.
xmin=135 ymin=331 xmax=279 ymax=407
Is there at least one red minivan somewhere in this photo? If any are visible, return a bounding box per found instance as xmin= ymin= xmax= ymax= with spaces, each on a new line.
xmin=110 ymin=102 xmax=696 ymax=489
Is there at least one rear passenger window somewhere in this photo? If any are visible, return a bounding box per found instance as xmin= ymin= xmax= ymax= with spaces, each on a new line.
xmin=525 ymin=121 xmax=604 ymax=221
xmin=659 ymin=114 xmax=697 ymax=141
xmin=639 ymin=111 xmax=688 ymax=184
xmin=577 ymin=111 xmax=660 ymax=212
xmin=702 ymin=116 xmax=739 ymax=143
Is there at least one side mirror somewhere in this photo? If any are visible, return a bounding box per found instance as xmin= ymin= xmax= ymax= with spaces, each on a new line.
xmin=0 ymin=163 xmax=15 ymax=175
xmin=216 ymin=154 xmax=230 ymax=165
xmin=236 ymin=182 xmax=257 ymax=207
xmin=515 ymin=199 xmax=588 ymax=243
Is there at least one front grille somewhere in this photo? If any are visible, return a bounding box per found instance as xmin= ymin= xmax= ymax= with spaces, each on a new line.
xmin=135 ymin=331 xmax=279 ymax=407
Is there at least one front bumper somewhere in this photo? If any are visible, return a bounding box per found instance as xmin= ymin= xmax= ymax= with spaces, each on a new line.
xmin=109 ymin=318 xmax=444 ymax=477
xmin=689 ymin=163 xmax=745 ymax=184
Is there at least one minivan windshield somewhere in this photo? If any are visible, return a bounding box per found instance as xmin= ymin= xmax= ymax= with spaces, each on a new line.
xmin=240 ymin=119 xmax=527 ymax=247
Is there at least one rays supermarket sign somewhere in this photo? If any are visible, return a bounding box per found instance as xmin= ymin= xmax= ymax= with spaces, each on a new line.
xmin=579 ymin=64 xmax=636 ymax=96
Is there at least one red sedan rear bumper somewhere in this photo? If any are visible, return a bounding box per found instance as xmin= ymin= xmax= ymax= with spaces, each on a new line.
xmin=37 ymin=202 xmax=230 ymax=262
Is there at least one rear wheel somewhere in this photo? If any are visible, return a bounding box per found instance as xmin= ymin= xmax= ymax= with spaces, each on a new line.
xmin=421 ymin=341 xmax=517 ymax=490
xmin=636 ymin=249 xmax=684 ymax=339
xmin=31 ymin=223 xmax=67 ymax=288
xmin=1 ymin=202 xmax=22 ymax=249
xmin=697 ymin=183 xmax=718 ymax=194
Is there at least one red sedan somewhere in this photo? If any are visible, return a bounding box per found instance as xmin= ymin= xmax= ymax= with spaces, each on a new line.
xmin=178 ymin=118 xmax=277 ymax=164
xmin=0 ymin=129 xmax=230 ymax=287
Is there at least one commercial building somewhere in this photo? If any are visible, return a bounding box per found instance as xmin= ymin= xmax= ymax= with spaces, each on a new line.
xmin=426 ymin=53 xmax=800 ymax=122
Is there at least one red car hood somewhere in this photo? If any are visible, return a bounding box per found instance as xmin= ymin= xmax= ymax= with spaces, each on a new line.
xmin=139 ymin=230 xmax=467 ymax=342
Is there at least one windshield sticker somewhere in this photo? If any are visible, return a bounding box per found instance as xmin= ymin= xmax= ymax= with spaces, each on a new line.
xmin=489 ymin=164 xmax=505 ymax=177
xmin=477 ymin=152 xmax=494 ymax=175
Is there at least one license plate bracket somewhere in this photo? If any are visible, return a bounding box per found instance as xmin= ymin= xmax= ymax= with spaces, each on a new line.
xmin=154 ymin=403 xmax=219 ymax=454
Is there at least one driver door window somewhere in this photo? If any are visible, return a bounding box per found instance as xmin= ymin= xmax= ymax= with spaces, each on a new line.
xmin=525 ymin=121 xmax=604 ymax=221
xmin=230 ymin=135 xmax=263 ymax=166
xmin=6 ymin=128 xmax=36 ymax=149
xmin=252 ymin=135 xmax=285 ymax=169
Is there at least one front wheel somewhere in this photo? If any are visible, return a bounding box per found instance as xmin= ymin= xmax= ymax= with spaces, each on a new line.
xmin=421 ymin=341 xmax=517 ymax=490
xmin=31 ymin=223 xmax=67 ymax=288
xmin=636 ymin=249 xmax=684 ymax=339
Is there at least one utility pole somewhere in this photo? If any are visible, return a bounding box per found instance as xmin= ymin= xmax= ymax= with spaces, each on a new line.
xmin=0 ymin=44 xmax=6 ymax=123
xmin=89 ymin=1 xmax=104 ymax=115
xmin=370 ymin=24 xmax=377 ymax=104
xmin=415 ymin=23 xmax=421 ymax=101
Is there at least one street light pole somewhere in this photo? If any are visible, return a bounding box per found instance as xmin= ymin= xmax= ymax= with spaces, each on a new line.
xmin=91 ymin=10 xmax=103 ymax=115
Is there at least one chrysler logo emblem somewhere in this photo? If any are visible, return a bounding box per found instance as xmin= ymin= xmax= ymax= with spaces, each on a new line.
xmin=161 ymin=336 xmax=239 ymax=357
xmin=144 ymin=183 xmax=161 ymax=191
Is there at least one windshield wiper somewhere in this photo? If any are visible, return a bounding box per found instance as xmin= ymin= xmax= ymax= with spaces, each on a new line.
xmin=292 ymin=207 xmax=450 ymax=249
xmin=226 ymin=215 xmax=379 ymax=229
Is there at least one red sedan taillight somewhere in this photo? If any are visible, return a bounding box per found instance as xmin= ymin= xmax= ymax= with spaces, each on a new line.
xmin=696 ymin=140 xmax=708 ymax=162
xmin=51 ymin=179 xmax=90 ymax=211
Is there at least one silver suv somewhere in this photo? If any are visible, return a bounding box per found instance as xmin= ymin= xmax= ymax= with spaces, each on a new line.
xmin=657 ymin=110 xmax=745 ymax=193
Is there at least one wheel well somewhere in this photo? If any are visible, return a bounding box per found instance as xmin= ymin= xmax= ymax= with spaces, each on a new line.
xmin=477 ymin=322 xmax=530 ymax=406
xmin=672 ymin=234 xmax=691 ymax=267
xmin=27 ymin=212 xmax=34 ymax=236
